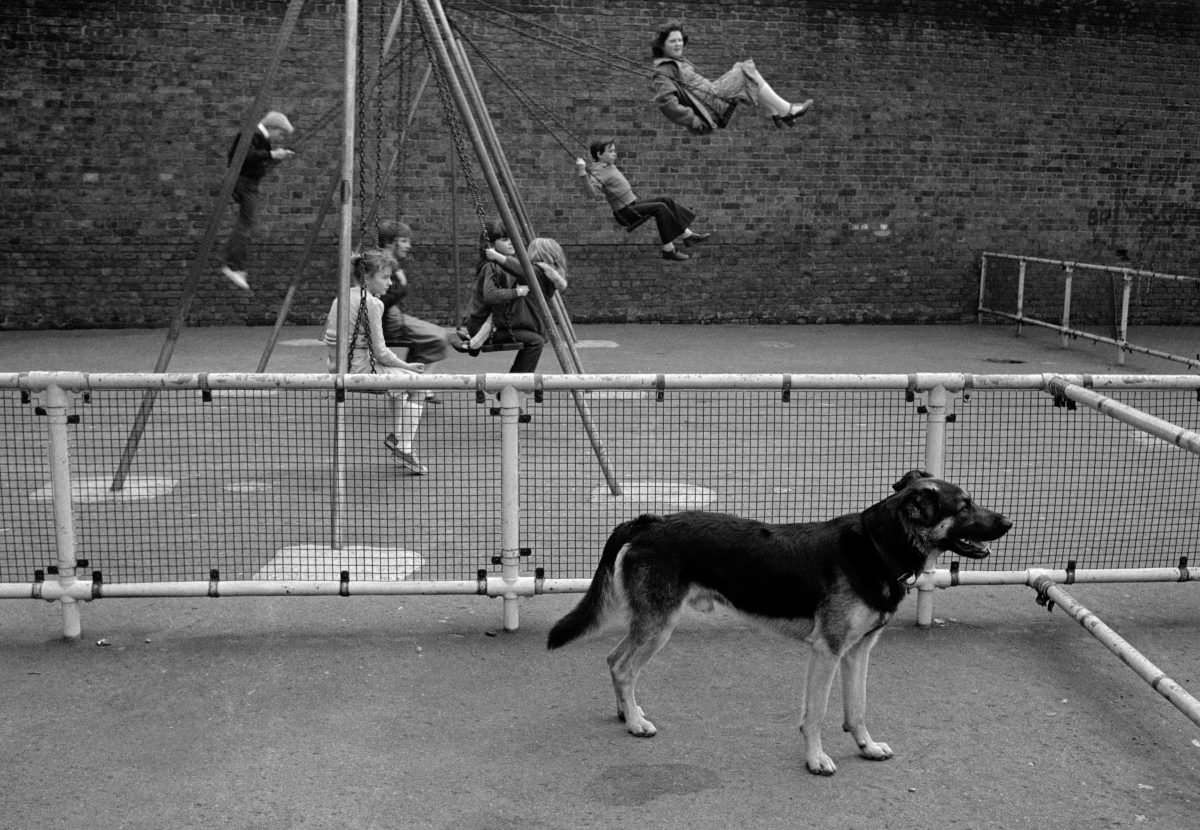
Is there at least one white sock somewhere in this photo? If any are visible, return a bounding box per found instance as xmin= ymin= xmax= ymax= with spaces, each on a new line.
xmin=390 ymin=395 xmax=424 ymax=452
xmin=753 ymin=78 xmax=791 ymax=116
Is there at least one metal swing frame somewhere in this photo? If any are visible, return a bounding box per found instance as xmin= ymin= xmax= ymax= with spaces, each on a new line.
xmin=111 ymin=0 xmax=621 ymax=499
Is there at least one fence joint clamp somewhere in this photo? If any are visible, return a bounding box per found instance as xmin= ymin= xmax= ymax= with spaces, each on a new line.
xmin=1033 ymin=580 xmax=1056 ymax=614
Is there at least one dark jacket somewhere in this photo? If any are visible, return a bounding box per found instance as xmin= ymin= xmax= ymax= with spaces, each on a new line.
xmin=463 ymin=257 xmax=560 ymax=337
xmin=227 ymin=129 xmax=275 ymax=181
xmin=650 ymin=58 xmax=736 ymax=134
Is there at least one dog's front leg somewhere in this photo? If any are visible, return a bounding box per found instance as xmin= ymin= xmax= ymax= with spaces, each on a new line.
xmin=800 ymin=646 xmax=840 ymax=775
xmin=840 ymin=632 xmax=893 ymax=762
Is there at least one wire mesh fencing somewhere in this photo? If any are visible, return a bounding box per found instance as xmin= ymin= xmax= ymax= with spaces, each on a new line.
xmin=2 ymin=372 xmax=1198 ymax=632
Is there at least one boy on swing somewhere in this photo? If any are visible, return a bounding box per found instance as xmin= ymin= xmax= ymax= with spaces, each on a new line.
xmin=575 ymin=139 xmax=710 ymax=261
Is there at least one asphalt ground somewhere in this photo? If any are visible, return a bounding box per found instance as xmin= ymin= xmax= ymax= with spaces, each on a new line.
xmin=2 ymin=320 xmax=1196 ymax=375
xmin=2 ymin=322 xmax=1199 ymax=830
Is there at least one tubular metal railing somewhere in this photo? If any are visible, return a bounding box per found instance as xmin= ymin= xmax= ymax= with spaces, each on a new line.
xmin=3 ymin=371 xmax=1199 ymax=640
xmin=978 ymin=251 xmax=1200 ymax=370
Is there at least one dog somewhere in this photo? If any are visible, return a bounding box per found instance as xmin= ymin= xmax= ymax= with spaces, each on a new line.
xmin=547 ymin=470 xmax=1012 ymax=775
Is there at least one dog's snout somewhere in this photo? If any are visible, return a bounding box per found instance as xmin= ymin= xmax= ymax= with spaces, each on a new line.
xmin=989 ymin=512 xmax=1013 ymax=537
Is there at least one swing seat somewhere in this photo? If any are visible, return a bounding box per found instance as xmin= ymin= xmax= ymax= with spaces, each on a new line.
xmin=451 ymin=329 xmax=523 ymax=357
xmin=479 ymin=341 xmax=521 ymax=353
xmin=614 ymin=211 xmax=651 ymax=233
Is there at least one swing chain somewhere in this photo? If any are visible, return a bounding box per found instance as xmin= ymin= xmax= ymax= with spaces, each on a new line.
xmin=413 ymin=0 xmax=489 ymax=235
xmin=392 ymin=16 xmax=414 ymax=222
xmin=348 ymin=282 xmax=377 ymax=375
xmin=372 ymin=0 xmax=386 ymax=226
xmin=355 ymin=14 xmax=368 ymax=240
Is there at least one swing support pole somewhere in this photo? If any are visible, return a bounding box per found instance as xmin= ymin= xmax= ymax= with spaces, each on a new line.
xmin=259 ymin=0 xmax=428 ymax=372
xmin=331 ymin=0 xmax=361 ymax=550
xmin=417 ymin=0 xmax=622 ymax=495
xmin=448 ymin=34 xmax=582 ymax=357
xmin=257 ymin=61 xmax=431 ymax=373
xmin=257 ymin=167 xmax=341 ymax=372
xmin=109 ymin=0 xmax=307 ymax=492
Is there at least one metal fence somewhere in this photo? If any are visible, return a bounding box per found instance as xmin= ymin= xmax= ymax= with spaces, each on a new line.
xmin=977 ymin=251 xmax=1200 ymax=369
xmin=2 ymin=371 xmax=1199 ymax=637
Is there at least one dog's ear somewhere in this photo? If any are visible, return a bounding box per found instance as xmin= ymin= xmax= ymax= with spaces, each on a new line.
xmin=901 ymin=486 xmax=941 ymax=524
xmin=893 ymin=469 xmax=933 ymax=492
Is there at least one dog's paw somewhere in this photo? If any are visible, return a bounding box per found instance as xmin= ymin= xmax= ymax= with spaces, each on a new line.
xmin=859 ymin=740 xmax=893 ymax=761
xmin=805 ymin=753 xmax=838 ymax=776
xmin=628 ymin=722 xmax=657 ymax=738
xmin=618 ymin=705 xmax=657 ymax=736
xmin=626 ymin=714 xmax=658 ymax=737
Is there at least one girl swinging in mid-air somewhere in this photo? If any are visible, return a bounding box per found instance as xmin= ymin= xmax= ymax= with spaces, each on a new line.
xmin=650 ymin=20 xmax=813 ymax=133
xmin=322 ymin=249 xmax=429 ymax=475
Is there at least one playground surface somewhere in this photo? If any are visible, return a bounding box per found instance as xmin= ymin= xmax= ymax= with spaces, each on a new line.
xmin=3 ymin=322 xmax=1200 ymax=829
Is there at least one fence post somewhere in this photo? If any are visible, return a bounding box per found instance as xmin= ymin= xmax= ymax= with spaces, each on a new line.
xmin=42 ymin=384 xmax=83 ymax=639
xmin=977 ymin=253 xmax=988 ymax=324
xmin=1117 ymin=270 xmax=1132 ymax=366
xmin=498 ymin=384 xmax=523 ymax=631
xmin=1015 ymin=259 xmax=1027 ymax=337
xmin=1061 ymin=265 xmax=1073 ymax=349
xmin=915 ymin=384 xmax=949 ymax=627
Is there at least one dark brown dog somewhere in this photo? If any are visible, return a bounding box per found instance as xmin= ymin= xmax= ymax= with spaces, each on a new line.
xmin=547 ymin=470 xmax=1012 ymax=775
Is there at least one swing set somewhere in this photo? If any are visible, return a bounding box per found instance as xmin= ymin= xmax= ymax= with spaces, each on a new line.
xmin=109 ymin=0 xmax=623 ymax=497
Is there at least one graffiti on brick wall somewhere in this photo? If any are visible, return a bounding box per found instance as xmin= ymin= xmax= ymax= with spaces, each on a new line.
xmin=1087 ymin=159 xmax=1198 ymax=262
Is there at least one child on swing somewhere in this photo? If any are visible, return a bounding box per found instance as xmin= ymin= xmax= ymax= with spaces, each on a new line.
xmin=453 ymin=221 xmax=568 ymax=371
xmin=322 ymin=249 xmax=428 ymax=475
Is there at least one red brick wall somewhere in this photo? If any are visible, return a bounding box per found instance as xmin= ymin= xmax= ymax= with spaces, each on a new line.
xmin=3 ymin=0 xmax=1198 ymax=329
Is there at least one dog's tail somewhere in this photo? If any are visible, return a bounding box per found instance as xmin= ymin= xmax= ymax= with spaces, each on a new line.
xmin=546 ymin=513 xmax=661 ymax=650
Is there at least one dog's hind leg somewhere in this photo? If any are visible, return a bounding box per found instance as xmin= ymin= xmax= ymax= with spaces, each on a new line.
xmin=840 ymin=629 xmax=893 ymax=762
xmin=800 ymin=644 xmax=841 ymax=775
xmin=606 ymin=613 xmax=680 ymax=737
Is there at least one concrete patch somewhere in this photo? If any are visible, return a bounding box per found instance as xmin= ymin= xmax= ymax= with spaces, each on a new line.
xmin=28 ymin=475 xmax=177 ymax=504
xmin=590 ymin=480 xmax=717 ymax=510
xmin=254 ymin=544 xmax=424 ymax=581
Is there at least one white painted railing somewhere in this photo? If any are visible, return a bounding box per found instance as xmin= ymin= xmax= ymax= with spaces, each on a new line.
xmin=2 ymin=371 xmax=1198 ymax=638
xmin=978 ymin=251 xmax=1200 ymax=369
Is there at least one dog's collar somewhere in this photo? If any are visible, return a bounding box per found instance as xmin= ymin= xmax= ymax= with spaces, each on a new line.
xmin=863 ymin=520 xmax=920 ymax=586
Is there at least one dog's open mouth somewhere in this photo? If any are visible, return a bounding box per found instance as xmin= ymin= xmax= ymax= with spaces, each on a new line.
xmin=948 ymin=537 xmax=992 ymax=558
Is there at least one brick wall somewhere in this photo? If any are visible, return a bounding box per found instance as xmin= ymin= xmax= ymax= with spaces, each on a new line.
xmin=2 ymin=0 xmax=1198 ymax=330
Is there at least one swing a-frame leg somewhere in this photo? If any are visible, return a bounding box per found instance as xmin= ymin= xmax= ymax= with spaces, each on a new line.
xmin=415 ymin=0 xmax=622 ymax=495
xmin=111 ymin=0 xmax=307 ymax=492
